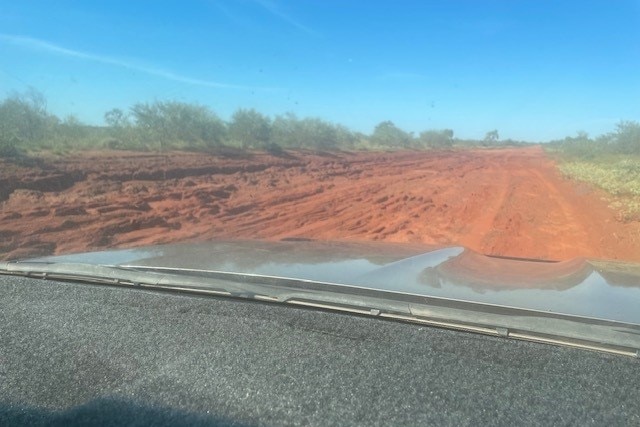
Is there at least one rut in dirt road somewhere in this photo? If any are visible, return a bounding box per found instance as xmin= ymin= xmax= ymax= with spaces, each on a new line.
xmin=1 ymin=147 xmax=639 ymax=262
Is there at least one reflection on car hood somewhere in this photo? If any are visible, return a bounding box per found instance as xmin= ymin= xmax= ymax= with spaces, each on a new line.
xmin=32 ymin=239 xmax=640 ymax=325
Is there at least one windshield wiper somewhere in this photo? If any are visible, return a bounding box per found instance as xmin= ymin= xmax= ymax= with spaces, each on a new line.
xmin=0 ymin=261 xmax=284 ymax=301
xmin=1 ymin=261 xmax=639 ymax=358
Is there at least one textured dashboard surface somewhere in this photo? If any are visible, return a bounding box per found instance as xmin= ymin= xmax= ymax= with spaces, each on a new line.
xmin=1 ymin=275 xmax=638 ymax=426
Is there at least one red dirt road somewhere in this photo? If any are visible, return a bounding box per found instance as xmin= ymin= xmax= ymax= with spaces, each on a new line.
xmin=1 ymin=146 xmax=639 ymax=262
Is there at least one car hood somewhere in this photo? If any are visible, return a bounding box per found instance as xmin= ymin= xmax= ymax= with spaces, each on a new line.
xmin=30 ymin=239 xmax=640 ymax=326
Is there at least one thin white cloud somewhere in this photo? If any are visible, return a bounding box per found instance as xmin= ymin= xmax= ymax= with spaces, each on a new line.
xmin=0 ymin=33 xmax=275 ymax=91
xmin=251 ymin=0 xmax=317 ymax=35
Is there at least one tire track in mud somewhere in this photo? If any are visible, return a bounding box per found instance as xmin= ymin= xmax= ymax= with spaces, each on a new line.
xmin=466 ymin=152 xmax=594 ymax=260
xmin=2 ymin=147 xmax=640 ymax=262
xmin=526 ymin=168 xmax=592 ymax=258
xmin=460 ymin=156 xmax=511 ymax=254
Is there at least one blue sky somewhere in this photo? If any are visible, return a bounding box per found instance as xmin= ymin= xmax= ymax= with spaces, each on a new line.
xmin=1 ymin=0 xmax=639 ymax=141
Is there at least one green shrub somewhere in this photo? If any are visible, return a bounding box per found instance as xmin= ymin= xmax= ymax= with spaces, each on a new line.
xmin=370 ymin=121 xmax=412 ymax=148
xmin=228 ymin=108 xmax=271 ymax=149
xmin=130 ymin=101 xmax=227 ymax=150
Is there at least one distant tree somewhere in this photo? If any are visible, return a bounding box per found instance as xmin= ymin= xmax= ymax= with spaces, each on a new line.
xmin=103 ymin=108 xmax=131 ymax=148
xmin=57 ymin=115 xmax=87 ymax=142
xmin=561 ymin=131 xmax=591 ymax=146
xmin=370 ymin=121 xmax=411 ymax=148
xmin=104 ymin=108 xmax=130 ymax=128
xmin=334 ymin=124 xmax=357 ymax=149
xmin=298 ymin=118 xmax=339 ymax=149
xmin=0 ymin=88 xmax=52 ymax=156
xmin=0 ymin=88 xmax=49 ymax=141
xmin=228 ymin=108 xmax=271 ymax=149
xmin=575 ymin=130 xmax=589 ymax=141
xmin=484 ymin=129 xmax=500 ymax=144
xmin=613 ymin=120 xmax=640 ymax=155
xmin=130 ymin=101 xmax=226 ymax=149
xmin=418 ymin=129 xmax=454 ymax=148
xmin=271 ymin=113 xmax=301 ymax=148
xmin=129 ymin=102 xmax=164 ymax=147
xmin=443 ymin=128 xmax=454 ymax=140
xmin=271 ymin=114 xmax=340 ymax=150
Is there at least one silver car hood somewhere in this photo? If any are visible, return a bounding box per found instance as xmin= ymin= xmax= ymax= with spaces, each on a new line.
xmin=11 ymin=239 xmax=640 ymax=357
xmin=30 ymin=239 xmax=640 ymax=325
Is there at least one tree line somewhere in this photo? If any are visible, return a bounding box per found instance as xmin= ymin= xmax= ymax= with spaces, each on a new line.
xmin=7 ymin=88 xmax=635 ymax=158
xmin=0 ymin=89 xmax=467 ymax=156
xmin=548 ymin=121 xmax=640 ymax=159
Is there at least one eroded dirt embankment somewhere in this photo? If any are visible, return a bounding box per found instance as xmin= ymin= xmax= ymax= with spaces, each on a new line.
xmin=1 ymin=147 xmax=639 ymax=262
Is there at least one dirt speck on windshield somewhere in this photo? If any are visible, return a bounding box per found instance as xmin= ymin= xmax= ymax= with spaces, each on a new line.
xmin=1 ymin=146 xmax=639 ymax=262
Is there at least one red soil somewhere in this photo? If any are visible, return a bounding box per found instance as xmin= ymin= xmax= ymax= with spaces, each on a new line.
xmin=1 ymin=146 xmax=639 ymax=262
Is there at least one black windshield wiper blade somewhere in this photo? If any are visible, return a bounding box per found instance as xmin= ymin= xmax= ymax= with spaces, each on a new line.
xmin=1 ymin=261 xmax=639 ymax=358
xmin=0 ymin=261 xmax=415 ymax=313
xmin=0 ymin=261 xmax=285 ymax=301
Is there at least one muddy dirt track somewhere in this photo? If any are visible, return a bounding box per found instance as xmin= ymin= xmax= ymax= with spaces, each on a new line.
xmin=1 ymin=146 xmax=639 ymax=262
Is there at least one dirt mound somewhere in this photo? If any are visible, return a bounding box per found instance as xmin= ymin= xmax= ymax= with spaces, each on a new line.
xmin=1 ymin=147 xmax=639 ymax=262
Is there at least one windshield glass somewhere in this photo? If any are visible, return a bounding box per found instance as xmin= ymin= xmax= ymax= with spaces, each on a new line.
xmin=1 ymin=1 xmax=639 ymax=266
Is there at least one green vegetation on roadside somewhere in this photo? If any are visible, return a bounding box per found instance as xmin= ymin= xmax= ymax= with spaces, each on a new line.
xmin=547 ymin=122 xmax=640 ymax=221
xmin=0 ymin=88 xmax=529 ymax=158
